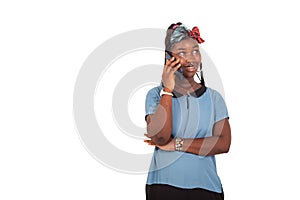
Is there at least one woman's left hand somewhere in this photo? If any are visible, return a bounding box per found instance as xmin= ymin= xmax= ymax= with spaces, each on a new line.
xmin=144 ymin=137 xmax=175 ymax=151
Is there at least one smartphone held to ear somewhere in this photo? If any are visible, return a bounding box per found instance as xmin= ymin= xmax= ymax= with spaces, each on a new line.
xmin=165 ymin=50 xmax=173 ymax=60
xmin=165 ymin=50 xmax=182 ymax=73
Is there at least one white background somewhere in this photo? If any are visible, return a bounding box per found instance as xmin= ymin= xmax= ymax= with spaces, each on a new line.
xmin=1 ymin=0 xmax=300 ymax=199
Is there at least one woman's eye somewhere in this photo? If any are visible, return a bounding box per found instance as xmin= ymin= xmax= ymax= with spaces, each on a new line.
xmin=178 ymin=52 xmax=185 ymax=56
xmin=193 ymin=50 xmax=200 ymax=54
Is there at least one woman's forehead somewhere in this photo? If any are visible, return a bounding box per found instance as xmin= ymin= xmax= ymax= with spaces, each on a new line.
xmin=171 ymin=38 xmax=199 ymax=51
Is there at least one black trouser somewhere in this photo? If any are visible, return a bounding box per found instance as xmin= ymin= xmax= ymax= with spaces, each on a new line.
xmin=146 ymin=184 xmax=224 ymax=200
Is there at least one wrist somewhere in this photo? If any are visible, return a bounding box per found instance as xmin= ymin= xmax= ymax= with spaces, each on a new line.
xmin=174 ymin=137 xmax=184 ymax=151
xmin=160 ymin=88 xmax=173 ymax=97
xmin=163 ymin=87 xmax=173 ymax=93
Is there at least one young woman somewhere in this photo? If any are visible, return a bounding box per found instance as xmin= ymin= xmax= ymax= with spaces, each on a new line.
xmin=144 ymin=22 xmax=231 ymax=200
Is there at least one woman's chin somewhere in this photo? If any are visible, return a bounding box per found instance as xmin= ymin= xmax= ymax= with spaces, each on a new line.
xmin=182 ymin=71 xmax=197 ymax=78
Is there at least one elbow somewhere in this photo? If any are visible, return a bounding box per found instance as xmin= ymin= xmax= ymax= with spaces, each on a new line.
xmin=217 ymin=135 xmax=231 ymax=154
xmin=222 ymin=147 xmax=230 ymax=154
xmin=216 ymin=139 xmax=230 ymax=154
xmin=147 ymin=127 xmax=171 ymax=146
xmin=219 ymin=144 xmax=230 ymax=154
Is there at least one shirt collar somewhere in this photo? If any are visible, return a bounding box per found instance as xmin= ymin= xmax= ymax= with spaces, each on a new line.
xmin=172 ymin=85 xmax=207 ymax=98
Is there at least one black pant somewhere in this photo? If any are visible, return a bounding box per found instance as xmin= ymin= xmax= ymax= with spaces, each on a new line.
xmin=146 ymin=184 xmax=224 ymax=200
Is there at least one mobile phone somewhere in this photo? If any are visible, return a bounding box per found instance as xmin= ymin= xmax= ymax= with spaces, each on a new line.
xmin=165 ymin=50 xmax=173 ymax=60
xmin=165 ymin=50 xmax=182 ymax=73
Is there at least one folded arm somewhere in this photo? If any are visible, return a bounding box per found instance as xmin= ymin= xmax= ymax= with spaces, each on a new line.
xmin=145 ymin=118 xmax=231 ymax=156
xmin=182 ymin=118 xmax=231 ymax=156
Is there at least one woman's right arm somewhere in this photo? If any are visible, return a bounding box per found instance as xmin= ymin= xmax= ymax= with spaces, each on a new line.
xmin=145 ymin=90 xmax=173 ymax=146
xmin=144 ymin=56 xmax=181 ymax=146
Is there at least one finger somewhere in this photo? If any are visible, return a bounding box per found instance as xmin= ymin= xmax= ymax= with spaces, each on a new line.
xmin=166 ymin=59 xmax=180 ymax=73
xmin=172 ymin=63 xmax=182 ymax=72
xmin=169 ymin=58 xmax=180 ymax=68
xmin=146 ymin=139 xmax=155 ymax=145
xmin=144 ymin=139 xmax=150 ymax=144
xmin=144 ymin=140 xmax=155 ymax=145
xmin=166 ymin=57 xmax=179 ymax=68
xmin=164 ymin=57 xmax=175 ymax=71
xmin=168 ymin=63 xmax=181 ymax=75
xmin=165 ymin=57 xmax=175 ymax=66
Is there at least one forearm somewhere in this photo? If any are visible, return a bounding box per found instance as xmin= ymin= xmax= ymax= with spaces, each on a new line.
xmin=146 ymin=91 xmax=173 ymax=145
xmin=147 ymin=119 xmax=231 ymax=155
xmin=179 ymin=119 xmax=231 ymax=156
xmin=182 ymin=136 xmax=230 ymax=156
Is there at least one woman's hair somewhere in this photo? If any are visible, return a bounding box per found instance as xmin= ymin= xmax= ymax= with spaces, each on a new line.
xmin=165 ymin=22 xmax=206 ymax=86
xmin=165 ymin=22 xmax=191 ymax=51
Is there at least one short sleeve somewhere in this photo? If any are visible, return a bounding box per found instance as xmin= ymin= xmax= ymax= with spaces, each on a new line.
xmin=145 ymin=86 xmax=162 ymax=120
xmin=212 ymin=90 xmax=229 ymax=123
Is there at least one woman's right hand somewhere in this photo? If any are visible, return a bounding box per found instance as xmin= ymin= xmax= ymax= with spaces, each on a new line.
xmin=162 ymin=56 xmax=181 ymax=92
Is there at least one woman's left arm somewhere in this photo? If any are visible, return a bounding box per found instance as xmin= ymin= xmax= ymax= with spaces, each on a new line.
xmin=145 ymin=118 xmax=231 ymax=156
xmin=182 ymin=118 xmax=231 ymax=156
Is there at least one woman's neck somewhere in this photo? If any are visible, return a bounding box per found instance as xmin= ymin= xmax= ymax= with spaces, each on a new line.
xmin=176 ymin=77 xmax=196 ymax=87
xmin=174 ymin=76 xmax=200 ymax=94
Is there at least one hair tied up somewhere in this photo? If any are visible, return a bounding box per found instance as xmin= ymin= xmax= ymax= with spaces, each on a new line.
xmin=168 ymin=22 xmax=182 ymax=30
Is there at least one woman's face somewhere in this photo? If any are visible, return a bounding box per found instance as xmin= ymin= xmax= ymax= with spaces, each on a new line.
xmin=170 ymin=37 xmax=201 ymax=79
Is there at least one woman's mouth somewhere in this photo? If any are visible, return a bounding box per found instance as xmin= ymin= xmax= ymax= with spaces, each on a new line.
xmin=183 ymin=63 xmax=198 ymax=72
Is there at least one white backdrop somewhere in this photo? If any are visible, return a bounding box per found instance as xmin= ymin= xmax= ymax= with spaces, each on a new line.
xmin=1 ymin=0 xmax=300 ymax=199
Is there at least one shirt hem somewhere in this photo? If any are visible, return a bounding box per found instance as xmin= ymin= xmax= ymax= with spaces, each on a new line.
xmin=146 ymin=182 xmax=223 ymax=194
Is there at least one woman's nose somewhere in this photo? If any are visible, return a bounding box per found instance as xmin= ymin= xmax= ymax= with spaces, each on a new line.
xmin=184 ymin=53 xmax=196 ymax=62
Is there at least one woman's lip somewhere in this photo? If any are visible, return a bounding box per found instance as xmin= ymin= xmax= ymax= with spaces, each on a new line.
xmin=183 ymin=65 xmax=197 ymax=72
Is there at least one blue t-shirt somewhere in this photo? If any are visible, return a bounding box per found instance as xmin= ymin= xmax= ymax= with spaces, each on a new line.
xmin=145 ymin=85 xmax=229 ymax=193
